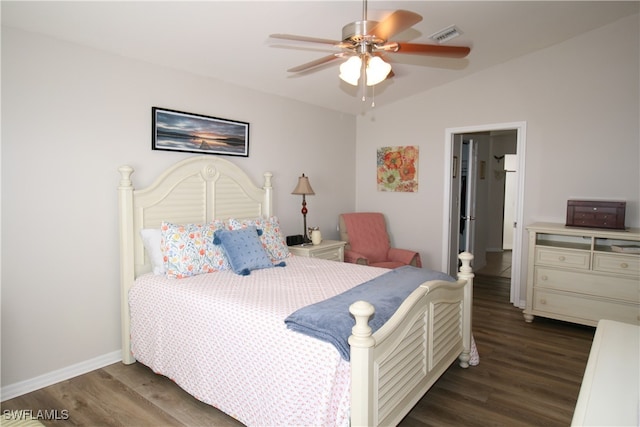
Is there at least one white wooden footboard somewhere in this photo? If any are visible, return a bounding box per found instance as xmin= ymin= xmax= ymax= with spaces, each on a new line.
xmin=349 ymin=252 xmax=474 ymax=427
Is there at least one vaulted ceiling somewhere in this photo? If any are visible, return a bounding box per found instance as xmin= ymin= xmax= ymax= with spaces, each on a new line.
xmin=3 ymin=1 xmax=638 ymax=115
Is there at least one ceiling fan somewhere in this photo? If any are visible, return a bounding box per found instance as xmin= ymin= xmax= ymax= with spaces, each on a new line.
xmin=270 ymin=0 xmax=471 ymax=88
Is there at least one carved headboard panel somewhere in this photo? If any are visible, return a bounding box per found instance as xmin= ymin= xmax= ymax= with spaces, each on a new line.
xmin=118 ymin=156 xmax=272 ymax=361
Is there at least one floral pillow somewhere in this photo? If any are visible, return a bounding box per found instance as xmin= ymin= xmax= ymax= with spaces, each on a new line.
xmin=161 ymin=220 xmax=230 ymax=279
xmin=228 ymin=216 xmax=290 ymax=262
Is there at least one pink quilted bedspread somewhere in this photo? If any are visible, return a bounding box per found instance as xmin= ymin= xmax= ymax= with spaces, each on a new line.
xmin=129 ymin=256 xmax=390 ymax=426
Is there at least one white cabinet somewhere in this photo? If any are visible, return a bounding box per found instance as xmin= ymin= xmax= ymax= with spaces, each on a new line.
xmin=288 ymin=240 xmax=346 ymax=262
xmin=524 ymin=222 xmax=640 ymax=326
xmin=572 ymin=320 xmax=640 ymax=426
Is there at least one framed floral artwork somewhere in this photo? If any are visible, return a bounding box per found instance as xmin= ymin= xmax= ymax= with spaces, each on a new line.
xmin=377 ymin=146 xmax=419 ymax=192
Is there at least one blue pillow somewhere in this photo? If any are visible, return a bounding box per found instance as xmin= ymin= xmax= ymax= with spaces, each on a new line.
xmin=214 ymin=226 xmax=281 ymax=275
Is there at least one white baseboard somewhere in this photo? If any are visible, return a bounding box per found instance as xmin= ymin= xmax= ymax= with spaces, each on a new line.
xmin=1 ymin=350 xmax=121 ymax=401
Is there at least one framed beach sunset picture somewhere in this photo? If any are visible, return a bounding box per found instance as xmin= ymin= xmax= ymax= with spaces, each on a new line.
xmin=152 ymin=107 xmax=249 ymax=157
xmin=377 ymin=146 xmax=419 ymax=192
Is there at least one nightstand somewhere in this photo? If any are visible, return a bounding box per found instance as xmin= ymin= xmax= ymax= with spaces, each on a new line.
xmin=288 ymin=240 xmax=346 ymax=262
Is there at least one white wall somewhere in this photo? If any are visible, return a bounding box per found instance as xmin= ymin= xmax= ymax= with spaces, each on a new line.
xmin=1 ymin=27 xmax=357 ymax=391
xmin=488 ymin=133 xmax=517 ymax=251
xmin=355 ymin=15 xmax=639 ymax=289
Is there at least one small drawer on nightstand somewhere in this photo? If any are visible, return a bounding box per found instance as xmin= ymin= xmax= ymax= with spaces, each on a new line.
xmin=308 ymin=246 xmax=343 ymax=261
xmin=288 ymin=240 xmax=346 ymax=262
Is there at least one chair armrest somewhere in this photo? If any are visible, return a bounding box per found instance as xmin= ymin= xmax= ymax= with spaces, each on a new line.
xmin=344 ymin=249 xmax=370 ymax=265
xmin=388 ymin=248 xmax=422 ymax=267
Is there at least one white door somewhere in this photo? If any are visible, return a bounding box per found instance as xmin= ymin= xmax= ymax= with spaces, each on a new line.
xmin=461 ymin=139 xmax=478 ymax=254
xmin=448 ymin=136 xmax=478 ymax=275
xmin=448 ymin=136 xmax=463 ymax=275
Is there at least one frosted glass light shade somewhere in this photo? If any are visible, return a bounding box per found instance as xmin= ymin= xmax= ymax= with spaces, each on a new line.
xmin=339 ymin=56 xmax=362 ymax=86
xmin=366 ymin=56 xmax=392 ymax=86
xmin=339 ymin=55 xmax=391 ymax=87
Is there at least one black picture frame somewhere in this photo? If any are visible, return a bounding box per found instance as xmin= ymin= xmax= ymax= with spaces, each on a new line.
xmin=152 ymin=107 xmax=249 ymax=157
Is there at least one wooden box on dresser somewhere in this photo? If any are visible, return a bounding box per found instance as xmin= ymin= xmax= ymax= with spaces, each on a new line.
xmin=524 ymin=222 xmax=640 ymax=326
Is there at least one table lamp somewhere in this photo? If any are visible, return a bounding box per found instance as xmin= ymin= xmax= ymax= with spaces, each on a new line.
xmin=291 ymin=173 xmax=315 ymax=243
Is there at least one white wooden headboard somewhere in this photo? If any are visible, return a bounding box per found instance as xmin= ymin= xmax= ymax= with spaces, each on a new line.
xmin=118 ymin=155 xmax=273 ymax=362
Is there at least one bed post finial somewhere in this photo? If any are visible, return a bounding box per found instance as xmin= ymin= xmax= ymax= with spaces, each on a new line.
xmin=118 ymin=165 xmax=134 ymax=188
xmin=349 ymin=300 xmax=375 ymax=347
xmin=263 ymin=172 xmax=273 ymax=188
xmin=458 ymin=252 xmax=473 ymax=276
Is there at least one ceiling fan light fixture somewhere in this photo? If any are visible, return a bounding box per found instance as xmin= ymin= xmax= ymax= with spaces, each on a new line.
xmin=340 ymin=55 xmax=391 ymax=87
xmin=366 ymin=56 xmax=391 ymax=86
xmin=272 ymin=0 xmax=472 ymax=107
xmin=339 ymin=56 xmax=362 ymax=86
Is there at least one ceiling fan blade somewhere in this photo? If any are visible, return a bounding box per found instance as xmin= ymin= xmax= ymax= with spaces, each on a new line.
xmin=383 ymin=42 xmax=471 ymax=58
xmin=287 ymin=53 xmax=342 ymax=73
xmin=270 ymin=33 xmax=341 ymax=46
xmin=367 ymin=10 xmax=422 ymax=41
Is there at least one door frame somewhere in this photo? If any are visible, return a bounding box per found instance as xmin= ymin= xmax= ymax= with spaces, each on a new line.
xmin=441 ymin=121 xmax=527 ymax=306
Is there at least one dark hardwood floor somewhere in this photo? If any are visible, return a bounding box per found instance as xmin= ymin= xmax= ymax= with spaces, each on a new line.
xmin=2 ymin=274 xmax=594 ymax=427
xmin=399 ymin=274 xmax=594 ymax=427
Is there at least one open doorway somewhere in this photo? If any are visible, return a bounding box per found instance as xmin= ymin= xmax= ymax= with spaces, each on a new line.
xmin=442 ymin=122 xmax=527 ymax=307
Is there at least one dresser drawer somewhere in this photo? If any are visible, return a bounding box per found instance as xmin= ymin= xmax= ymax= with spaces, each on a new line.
xmin=534 ymin=266 xmax=640 ymax=302
xmin=532 ymin=289 xmax=640 ymax=325
xmin=593 ymin=253 xmax=640 ymax=277
xmin=535 ymin=247 xmax=590 ymax=270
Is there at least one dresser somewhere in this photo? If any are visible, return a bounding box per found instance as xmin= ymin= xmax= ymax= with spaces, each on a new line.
xmin=524 ymin=222 xmax=640 ymax=326
xmin=288 ymin=240 xmax=346 ymax=262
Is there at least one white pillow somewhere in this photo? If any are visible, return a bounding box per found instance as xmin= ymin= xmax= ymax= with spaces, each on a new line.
xmin=140 ymin=228 xmax=165 ymax=275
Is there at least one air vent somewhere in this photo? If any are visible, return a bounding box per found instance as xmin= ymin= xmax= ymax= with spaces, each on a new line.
xmin=429 ymin=25 xmax=462 ymax=44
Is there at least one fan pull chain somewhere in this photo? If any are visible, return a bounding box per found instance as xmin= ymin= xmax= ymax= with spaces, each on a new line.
xmin=359 ymin=85 xmax=376 ymax=108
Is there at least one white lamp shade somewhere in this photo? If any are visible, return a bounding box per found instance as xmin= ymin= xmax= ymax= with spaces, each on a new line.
xmin=366 ymin=56 xmax=392 ymax=86
xmin=339 ymin=56 xmax=362 ymax=86
xmin=291 ymin=174 xmax=315 ymax=195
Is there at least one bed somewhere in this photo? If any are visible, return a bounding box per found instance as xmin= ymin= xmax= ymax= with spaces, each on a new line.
xmin=118 ymin=155 xmax=475 ymax=427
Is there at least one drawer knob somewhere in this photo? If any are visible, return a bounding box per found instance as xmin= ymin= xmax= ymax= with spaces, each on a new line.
xmin=558 ymin=256 xmax=566 ymax=262
xmin=540 ymin=298 xmax=547 ymax=305
xmin=620 ymin=263 xmax=629 ymax=269
xmin=541 ymin=275 xmax=548 ymax=281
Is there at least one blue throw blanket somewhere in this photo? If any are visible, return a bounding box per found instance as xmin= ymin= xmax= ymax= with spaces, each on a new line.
xmin=284 ymin=266 xmax=455 ymax=361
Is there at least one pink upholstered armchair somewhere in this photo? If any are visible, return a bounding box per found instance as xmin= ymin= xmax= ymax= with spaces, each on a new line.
xmin=338 ymin=212 xmax=422 ymax=269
